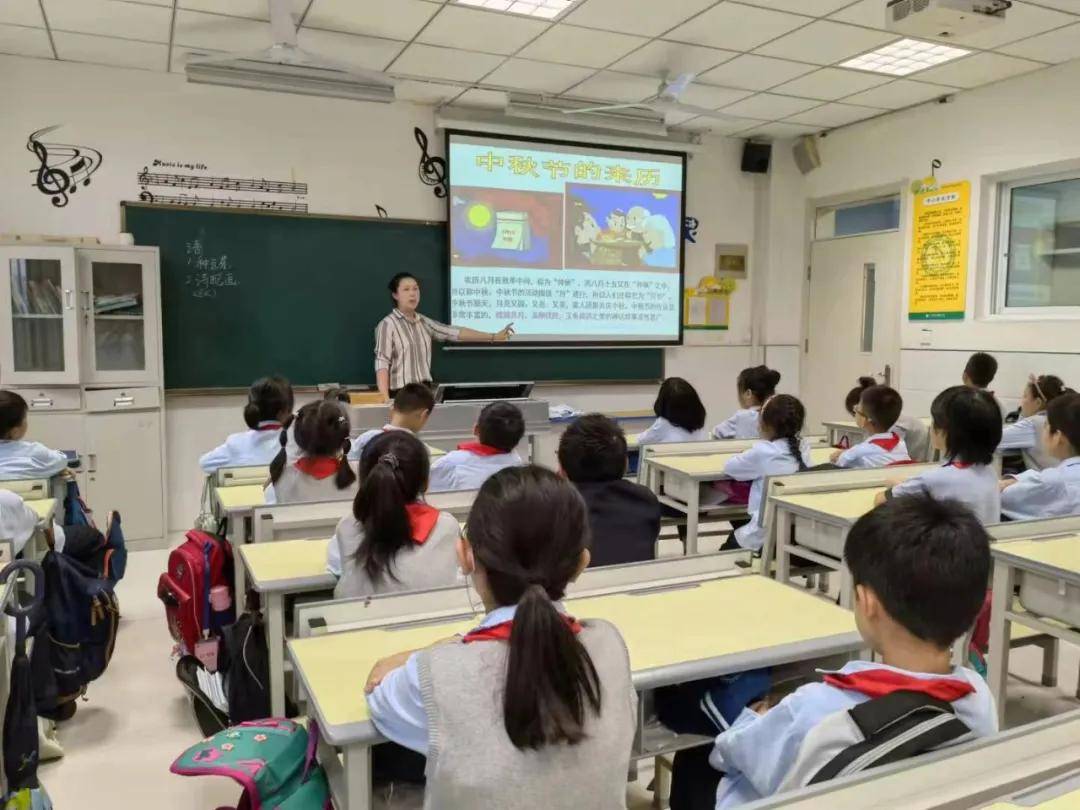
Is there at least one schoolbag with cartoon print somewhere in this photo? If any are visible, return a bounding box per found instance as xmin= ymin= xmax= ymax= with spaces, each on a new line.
xmin=171 ymin=719 xmax=331 ymax=810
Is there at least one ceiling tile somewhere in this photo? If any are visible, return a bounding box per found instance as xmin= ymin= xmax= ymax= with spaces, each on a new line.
xmin=518 ymin=24 xmax=646 ymax=69
xmin=116 ymin=0 xmax=174 ymax=6
xmin=736 ymin=120 xmax=823 ymax=139
xmin=755 ymin=21 xmax=898 ymax=64
xmin=0 ymin=23 xmax=53 ymax=57
xmin=565 ymin=70 xmax=662 ymax=103
xmin=170 ymin=45 xmax=225 ymax=73
xmin=303 ymin=0 xmax=439 ymax=42
xmin=0 ymin=0 xmax=46 ymax=27
xmin=484 ymin=57 xmax=595 ymax=94
xmin=842 ymin=78 xmax=956 ymax=109
xmin=668 ymin=2 xmax=810 ymax=51
xmin=827 ymin=0 xmax=886 ymax=28
xmin=418 ymin=5 xmax=548 ymax=56
xmin=998 ymin=22 xmax=1080 ymax=63
xmin=177 ymin=0 xmax=270 ymax=19
xmin=738 ymin=0 xmax=854 ymax=15
xmin=770 ymin=66 xmax=890 ymax=100
xmin=698 ymin=53 xmax=816 ymax=90
xmin=786 ymin=101 xmax=883 ymax=127
xmin=720 ymin=92 xmax=822 ymax=119
xmin=452 ymin=88 xmax=508 ymax=108
xmin=677 ymin=83 xmax=754 ymax=108
xmin=611 ymin=40 xmax=738 ymax=79
xmin=395 ymin=80 xmax=462 ymax=104
xmin=174 ymin=10 xmax=272 ymax=51
xmin=690 ymin=115 xmax=769 ymax=135
xmin=44 ymin=0 xmax=172 ymax=44
xmin=913 ymin=51 xmax=1045 ymax=88
xmin=939 ymin=1 xmax=1076 ymax=49
xmin=53 ymin=31 xmax=167 ymax=70
xmin=390 ymin=43 xmax=503 ymax=83
xmin=295 ymin=28 xmax=405 ymax=70
xmin=565 ymin=0 xmax=716 ymax=37
xmin=1022 ymin=0 xmax=1080 ymax=11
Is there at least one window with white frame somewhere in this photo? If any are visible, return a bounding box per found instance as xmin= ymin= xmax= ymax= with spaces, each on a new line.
xmin=996 ymin=172 xmax=1080 ymax=312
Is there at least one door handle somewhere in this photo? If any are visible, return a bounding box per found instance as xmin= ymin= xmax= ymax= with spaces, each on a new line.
xmin=87 ymin=453 xmax=97 ymax=473
xmin=81 ymin=290 xmax=91 ymax=313
xmin=29 ymin=396 xmax=53 ymax=408
xmin=876 ymin=364 xmax=893 ymax=387
xmin=63 ymin=289 xmax=74 ymax=310
xmin=113 ymin=395 xmax=135 ymax=408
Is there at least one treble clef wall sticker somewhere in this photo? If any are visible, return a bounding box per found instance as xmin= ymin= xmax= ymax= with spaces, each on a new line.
xmin=413 ymin=127 xmax=448 ymax=199
xmin=26 ymin=125 xmax=103 ymax=208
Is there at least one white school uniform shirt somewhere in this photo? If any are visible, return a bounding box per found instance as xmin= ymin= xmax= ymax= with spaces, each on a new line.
xmin=836 ymin=431 xmax=910 ymax=470
xmin=347 ymin=424 xmax=412 ymax=462
xmin=1001 ymin=456 xmax=1080 ymax=521
xmin=724 ymin=438 xmax=812 ymax=551
xmin=999 ymin=413 xmax=1057 ymax=472
xmin=710 ymin=660 xmax=997 ymax=808
xmin=637 ymin=417 xmax=708 ymax=446
xmin=198 ymin=421 xmax=284 ymax=473
xmin=427 ymin=446 xmax=523 ymax=493
xmin=893 ymin=415 xmax=931 ymax=463
xmin=712 ymin=408 xmax=760 ymax=440
xmin=890 ymin=461 xmax=1001 ymax=525
xmin=0 ymin=439 xmax=68 ymax=480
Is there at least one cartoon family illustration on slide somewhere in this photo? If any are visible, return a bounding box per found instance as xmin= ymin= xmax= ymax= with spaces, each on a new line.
xmin=566 ymin=183 xmax=680 ymax=270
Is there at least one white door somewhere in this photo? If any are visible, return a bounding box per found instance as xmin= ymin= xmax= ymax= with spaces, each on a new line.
xmin=86 ymin=405 xmax=164 ymax=542
xmin=803 ymin=232 xmax=902 ymax=432
xmin=0 ymin=246 xmax=81 ymax=385
xmin=78 ymin=248 xmax=160 ymax=385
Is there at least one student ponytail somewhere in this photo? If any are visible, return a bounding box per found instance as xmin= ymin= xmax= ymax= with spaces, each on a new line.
xmin=268 ymin=412 xmax=295 ymax=484
xmin=1028 ymin=374 xmax=1069 ymax=409
xmin=737 ymin=365 xmax=782 ymax=405
xmin=466 ymin=466 xmax=601 ymax=750
xmin=244 ymin=375 xmax=294 ymax=430
xmin=288 ymin=400 xmax=356 ymax=490
xmin=761 ymin=394 xmax=808 ymax=471
xmin=844 ymin=376 xmax=876 ymax=416
xmin=353 ymin=432 xmax=429 ymax=583
xmin=336 ymin=439 xmax=356 ymax=489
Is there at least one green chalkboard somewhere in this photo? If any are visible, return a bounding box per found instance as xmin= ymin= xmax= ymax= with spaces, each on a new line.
xmin=121 ymin=204 xmax=664 ymax=390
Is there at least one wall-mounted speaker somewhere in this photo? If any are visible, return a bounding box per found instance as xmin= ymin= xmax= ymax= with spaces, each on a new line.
xmin=793 ymin=135 xmax=822 ymax=175
xmin=741 ymin=141 xmax=771 ymax=174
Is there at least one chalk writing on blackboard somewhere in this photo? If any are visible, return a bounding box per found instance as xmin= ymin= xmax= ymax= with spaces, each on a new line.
xmin=185 ymin=239 xmax=239 ymax=298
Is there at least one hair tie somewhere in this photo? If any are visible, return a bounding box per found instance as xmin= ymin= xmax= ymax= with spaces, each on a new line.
xmin=1029 ymin=374 xmax=1046 ymax=402
xmin=379 ymin=452 xmax=399 ymax=471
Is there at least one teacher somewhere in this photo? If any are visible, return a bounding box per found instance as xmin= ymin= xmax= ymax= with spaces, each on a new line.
xmin=374 ymin=273 xmax=514 ymax=401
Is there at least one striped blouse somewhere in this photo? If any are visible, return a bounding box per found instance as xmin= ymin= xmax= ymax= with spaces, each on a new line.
xmin=374 ymin=308 xmax=460 ymax=389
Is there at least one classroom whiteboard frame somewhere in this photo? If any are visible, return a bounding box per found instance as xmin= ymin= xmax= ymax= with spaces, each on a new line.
xmin=443 ymin=129 xmax=688 ymax=349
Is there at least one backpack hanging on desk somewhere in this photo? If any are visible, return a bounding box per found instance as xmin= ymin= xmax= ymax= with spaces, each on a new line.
xmin=158 ymin=530 xmax=235 ymax=656
xmin=195 ymin=475 xmax=226 ymax=535
xmin=63 ymin=481 xmax=127 ymax=582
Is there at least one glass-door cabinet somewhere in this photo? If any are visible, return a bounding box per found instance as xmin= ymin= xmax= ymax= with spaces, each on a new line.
xmin=0 ymin=246 xmax=81 ymax=385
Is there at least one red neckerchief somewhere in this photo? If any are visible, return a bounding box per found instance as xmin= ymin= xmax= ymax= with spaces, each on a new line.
xmin=256 ymin=422 xmax=283 ymax=432
xmin=405 ymin=502 xmax=440 ymax=544
xmin=457 ymin=442 xmax=504 ymax=457
xmin=869 ymin=432 xmax=901 ymax=452
xmin=947 ymin=461 xmax=974 ymax=470
xmin=824 ymin=669 xmax=974 ymax=702
xmin=463 ymin=614 xmax=583 ymax=643
xmin=294 ymin=457 xmax=339 ymax=480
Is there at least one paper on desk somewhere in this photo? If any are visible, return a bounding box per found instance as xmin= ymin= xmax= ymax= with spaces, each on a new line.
xmin=549 ymin=404 xmax=582 ymax=420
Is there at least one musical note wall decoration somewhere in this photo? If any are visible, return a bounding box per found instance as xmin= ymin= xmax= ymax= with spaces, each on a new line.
xmin=413 ymin=127 xmax=448 ymax=199
xmin=134 ymin=161 xmax=308 ymax=213
xmin=26 ymin=126 xmax=104 ymax=208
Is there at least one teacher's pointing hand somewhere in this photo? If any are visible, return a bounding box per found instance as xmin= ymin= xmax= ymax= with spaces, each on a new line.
xmin=495 ymin=323 xmax=515 ymax=342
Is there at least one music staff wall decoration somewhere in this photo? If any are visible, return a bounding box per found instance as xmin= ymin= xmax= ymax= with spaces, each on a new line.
xmin=26 ymin=126 xmax=104 ymax=208
xmin=136 ymin=163 xmax=308 ymax=213
xmin=413 ymin=127 xmax=448 ymax=199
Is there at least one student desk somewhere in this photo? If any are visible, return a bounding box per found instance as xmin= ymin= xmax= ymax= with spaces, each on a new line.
xmin=747 ymin=709 xmax=1080 ymax=810
xmin=289 ymin=574 xmax=861 ymax=810
xmin=649 ymin=447 xmax=834 ymax=554
xmin=988 ymin=534 xmax=1080 ymax=727
xmin=821 ymin=419 xmax=863 ymax=448
xmin=638 ymin=436 xmax=830 ymax=490
xmin=21 ymin=498 xmax=57 ymax=562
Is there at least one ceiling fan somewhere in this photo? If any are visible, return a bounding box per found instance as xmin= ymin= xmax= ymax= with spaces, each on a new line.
xmin=563 ymin=73 xmax=739 ymax=122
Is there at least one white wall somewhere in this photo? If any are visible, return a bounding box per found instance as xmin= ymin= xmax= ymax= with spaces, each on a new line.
xmin=0 ymin=55 xmax=762 ymax=540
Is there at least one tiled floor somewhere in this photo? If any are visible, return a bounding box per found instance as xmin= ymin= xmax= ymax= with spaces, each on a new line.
xmin=34 ymin=546 xmax=1080 ymax=808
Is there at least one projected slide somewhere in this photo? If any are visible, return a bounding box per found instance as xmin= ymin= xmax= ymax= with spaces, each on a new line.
xmin=447 ymin=132 xmax=685 ymax=345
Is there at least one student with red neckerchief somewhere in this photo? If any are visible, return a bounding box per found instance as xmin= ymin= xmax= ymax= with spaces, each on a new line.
xmin=830 ymin=384 xmax=910 ymax=469
xmin=427 ymin=400 xmax=525 ymax=493
xmin=199 ymin=375 xmax=294 ymax=473
xmin=264 ymin=399 xmax=357 ymax=504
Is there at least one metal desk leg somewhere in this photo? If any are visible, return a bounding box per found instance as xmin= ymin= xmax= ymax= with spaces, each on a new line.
xmin=226 ymin=512 xmax=247 ymax=603
xmin=838 ymin=562 xmax=854 ymax=610
xmin=1041 ymin=638 xmax=1060 ymax=688
xmin=775 ymin=508 xmax=793 ymax=587
xmin=684 ymin=477 xmax=700 ymax=556
xmin=344 ymin=744 xmax=373 ymax=810
xmin=987 ymin=561 xmax=1016 ymax=729
xmin=266 ymin=591 xmax=285 ymax=717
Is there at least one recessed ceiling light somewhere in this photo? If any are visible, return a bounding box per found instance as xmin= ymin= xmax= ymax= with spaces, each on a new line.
xmin=840 ymin=38 xmax=970 ymax=77
xmin=455 ymin=0 xmax=579 ymax=19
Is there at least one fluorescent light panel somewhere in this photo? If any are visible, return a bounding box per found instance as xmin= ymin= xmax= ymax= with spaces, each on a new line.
xmin=454 ymin=0 xmax=578 ymax=19
xmin=840 ymin=38 xmax=970 ymax=76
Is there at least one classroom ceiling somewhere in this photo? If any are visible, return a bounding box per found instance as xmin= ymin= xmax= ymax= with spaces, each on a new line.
xmin=2 ymin=0 xmax=1079 ymax=138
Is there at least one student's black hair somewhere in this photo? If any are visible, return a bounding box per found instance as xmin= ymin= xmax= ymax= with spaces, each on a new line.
xmin=243 ymin=376 xmax=294 ymax=430
xmin=0 ymin=390 xmax=29 ymax=439
xmin=845 ymin=495 xmax=991 ymax=648
xmin=964 ymin=352 xmax=998 ymax=388
xmin=352 ymin=431 xmax=431 ymax=584
xmin=845 ymin=377 xmax=876 ymax=416
xmin=466 ymin=465 xmax=600 ymax=750
xmin=860 ymin=385 xmax=904 ymax=433
xmin=737 ymin=366 xmax=781 ymax=406
xmin=322 ymin=386 xmax=350 ymax=404
xmin=558 ymin=414 xmax=627 ymax=483
xmin=1026 ymin=374 xmax=1070 ymax=409
xmin=269 ymin=400 xmax=356 ymax=489
xmin=477 ymin=401 xmax=525 ymax=452
xmin=388 ymin=272 xmax=418 ymax=302
xmin=760 ymin=394 xmax=807 ymax=471
xmin=930 ymin=385 xmax=1002 ymax=466
xmin=1046 ymin=392 xmax=1080 ymax=455
xmin=653 ymin=377 xmax=706 ymax=433
xmin=393 ymin=382 xmax=436 ymax=415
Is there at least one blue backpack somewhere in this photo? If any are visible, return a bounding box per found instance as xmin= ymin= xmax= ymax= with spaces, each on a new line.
xmin=62 ymin=480 xmax=126 ymax=582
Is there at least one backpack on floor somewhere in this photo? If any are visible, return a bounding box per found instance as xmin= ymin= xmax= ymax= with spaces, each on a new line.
xmin=158 ymin=530 xmax=235 ymax=655
xmin=171 ymin=719 xmax=331 ymax=810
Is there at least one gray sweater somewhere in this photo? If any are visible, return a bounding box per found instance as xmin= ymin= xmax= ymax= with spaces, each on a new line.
xmin=263 ymin=461 xmax=358 ymax=504
xmin=417 ymin=619 xmax=637 ymax=809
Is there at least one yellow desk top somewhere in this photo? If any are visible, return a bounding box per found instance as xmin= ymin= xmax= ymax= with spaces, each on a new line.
xmin=608 ymin=409 xmax=656 ymax=420
xmin=772 ymin=487 xmax=883 ymax=521
xmin=983 ymin=790 xmax=1080 ymax=809
xmin=425 ymin=443 xmax=446 ymax=459
xmin=27 ymin=498 xmax=57 ymax=522
xmin=627 ymin=434 xmax=640 ymax=451
xmin=995 ymin=535 xmax=1080 ymax=576
xmin=823 ymin=419 xmax=859 ymax=430
xmin=290 ymin=575 xmax=857 ymax=732
xmin=655 ymin=446 xmax=833 ymax=476
xmin=216 ymin=484 xmax=267 ymax=510
xmin=239 ymin=538 xmax=333 ymax=590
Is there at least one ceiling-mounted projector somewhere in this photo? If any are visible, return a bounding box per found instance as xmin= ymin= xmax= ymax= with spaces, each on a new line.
xmin=886 ymin=0 xmax=1010 ymax=38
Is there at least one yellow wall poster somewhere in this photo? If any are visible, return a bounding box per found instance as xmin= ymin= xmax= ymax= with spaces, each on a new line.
xmin=684 ymin=275 xmax=736 ymax=330
xmin=909 ymin=180 xmax=970 ymax=321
